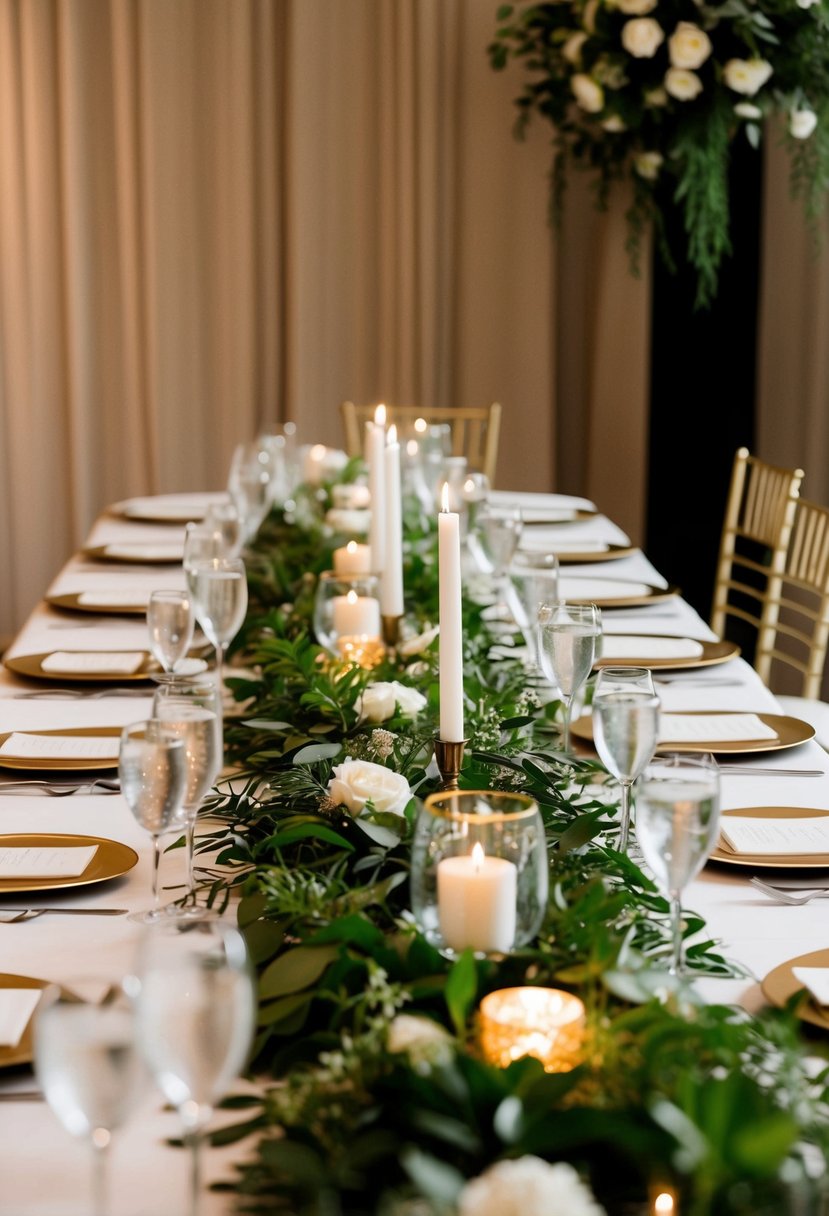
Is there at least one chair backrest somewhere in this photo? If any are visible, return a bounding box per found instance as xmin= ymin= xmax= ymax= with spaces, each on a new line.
xmin=754 ymin=496 xmax=829 ymax=698
xmin=710 ymin=447 xmax=804 ymax=656
xmin=340 ymin=402 xmax=502 ymax=485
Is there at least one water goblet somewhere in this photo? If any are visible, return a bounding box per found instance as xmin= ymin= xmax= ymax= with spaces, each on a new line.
xmin=592 ymin=666 xmax=660 ymax=853
xmin=131 ymin=916 xmax=256 ymax=1216
xmin=228 ymin=441 xmax=273 ymax=543
xmin=505 ymin=553 xmax=560 ymax=669
xmin=182 ymin=522 xmax=225 ymax=579
xmin=146 ymin=590 xmax=195 ymax=681
xmin=119 ymin=719 xmax=188 ymax=923
xmin=34 ymin=979 xmax=145 ymax=1216
xmin=188 ymin=556 xmax=248 ymax=696
xmin=203 ymin=498 xmax=242 ymax=557
xmin=537 ymin=601 xmax=602 ymax=755
xmin=634 ymin=753 xmax=720 ymax=975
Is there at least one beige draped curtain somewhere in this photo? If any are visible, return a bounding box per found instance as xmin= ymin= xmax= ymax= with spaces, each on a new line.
xmin=0 ymin=0 xmax=651 ymax=642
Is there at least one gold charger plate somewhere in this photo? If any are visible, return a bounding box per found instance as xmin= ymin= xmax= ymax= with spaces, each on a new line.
xmin=594 ymin=636 xmax=740 ymax=671
xmin=0 ymin=973 xmax=51 ymax=1069
xmin=4 ymin=652 xmax=160 ymax=683
xmin=46 ymin=592 xmax=148 ymax=616
xmin=559 ymin=579 xmax=682 ymax=608
xmin=571 ymin=711 xmax=814 ymax=755
xmin=82 ymin=544 xmax=183 ymax=565
xmin=520 ymin=543 xmax=638 ymax=565
xmin=710 ymin=807 xmax=829 ymax=869
xmin=0 ymin=727 xmax=121 ymax=772
xmin=762 ymin=948 xmax=829 ymax=1033
xmin=521 ymin=508 xmax=598 ymax=526
xmin=0 ymin=833 xmax=138 ymax=894
xmin=109 ymin=501 xmax=206 ymax=525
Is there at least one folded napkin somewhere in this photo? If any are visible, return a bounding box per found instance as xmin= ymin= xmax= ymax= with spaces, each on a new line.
xmin=0 ymin=732 xmax=120 ymax=761
xmin=0 ymin=844 xmax=98 ymax=878
xmin=77 ymin=591 xmax=151 ymax=608
xmin=0 ymin=991 xmax=42 ymax=1048
xmin=40 ymin=651 xmax=145 ymax=675
xmin=521 ymin=536 xmax=609 ymax=553
xmin=560 ymin=577 xmax=652 ymax=601
xmin=600 ymin=636 xmax=704 ymax=661
xmin=792 ymin=967 xmax=829 ymax=1006
xmin=102 ymin=544 xmax=183 ymax=561
xmin=659 ymin=713 xmax=778 ymax=744
xmin=121 ymin=497 xmax=206 ymax=521
xmin=720 ymin=816 xmax=829 ymax=856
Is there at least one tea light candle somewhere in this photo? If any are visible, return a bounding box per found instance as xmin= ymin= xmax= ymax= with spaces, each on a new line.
xmin=333 ymin=541 xmax=372 ymax=575
xmin=332 ymin=589 xmax=381 ymax=639
xmin=438 ymin=482 xmax=464 ymax=741
xmin=479 ymin=986 xmax=585 ymax=1073
xmin=437 ymin=843 xmax=516 ymax=953
xmin=381 ymin=425 xmax=404 ymax=617
xmin=304 ymin=443 xmax=328 ymax=485
xmin=368 ymin=404 xmax=386 ymax=573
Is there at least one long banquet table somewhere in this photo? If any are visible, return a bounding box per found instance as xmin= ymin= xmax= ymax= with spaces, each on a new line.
xmin=2 ymin=487 xmax=829 ymax=1214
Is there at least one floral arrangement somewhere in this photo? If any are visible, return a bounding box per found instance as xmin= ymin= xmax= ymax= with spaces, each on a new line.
xmin=489 ymin=0 xmax=829 ymax=306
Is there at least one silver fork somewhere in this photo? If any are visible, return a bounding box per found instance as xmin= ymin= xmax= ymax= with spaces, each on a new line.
xmin=0 ymin=907 xmax=128 ymax=922
xmin=0 ymin=778 xmax=121 ymax=797
xmin=749 ymin=877 xmax=829 ymax=905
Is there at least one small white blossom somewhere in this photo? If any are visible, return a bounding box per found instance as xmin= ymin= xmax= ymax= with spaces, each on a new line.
xmin=602 ymin=114 xmax=627 ymax=131
xmin=571 ymin=73 xmax=605 ymax=112
xmin=582 ymin=0 xmax=599 ymax=32
xmin=369 ymin=728 xmax=395 ymax=759
xmin=723 ymin=58 xmax=773 ymax=96
xmin=621 ymin=17 xmax=665 ymax=58
xmin=397 ymin=625 xmax=439 ymax=657
xmin=790 ymin=108 xmax=818 ymax=138
xmin=458 ymin=1158 xmax=606 ymax=1216
xmin=562 ymin=31 xmax=588 ymax=64
xmin=668 ymin=22 xmax=712 ymax=70
xmin=664 ymin=67 xmax=704 ymax=100
xmin=734 ymin=102 xmax=763 ymax=120
xmin=615 ymin=0 xmax=658 ymax=13
xmin=635 ymin=151 xmax=664 ymax=179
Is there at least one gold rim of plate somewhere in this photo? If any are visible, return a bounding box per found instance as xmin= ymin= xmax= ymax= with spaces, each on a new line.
xmin=3 ymin=652 xmax=160 ymax=683
xmin=0 ymin=833 xmax=137 ymax=895
xmin=520 ymin=508 xmax=598 ymax=526
xmin=0 ymin=727 xmax=122 ymax=772
xmin=559 ymin=580 xmax=681 ymax=608
xmin=81 ymin=544 xmax=183 ymax=565
xmin=520 ymin=543 xmax=638 ymax=565
xmin=108 ymin=501 xmax=206 ymax=525
xmin=46 ymin=592 xmax=149 ymax=616
xmin=709 ymin=806 xmax=829 ymax=869
xmin=570 ymin=711 xmax=814 ymax=755
xmin=762 ymin=947 xmax=829 ymax=1033
xmin=0 ymin=973 xmax=53 ymax=1069
xmin=594 ymin=637 xmax=740 ymax=671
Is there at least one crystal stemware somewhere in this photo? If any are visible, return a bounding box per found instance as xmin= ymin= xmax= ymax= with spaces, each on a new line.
xmin=634 ymin=753 xmax=721 ymax=975
xmin=505 ymin=553 xmax=560 ymax=669
xmin=537 ymin=601 xmax=602 ymax=755
xmin=188 ymin=556 xmax=248 ymax=697
xmin=146 ymin=590 xmax=195 ymax=681
xmin=202 ymin=498 xmax=242 ymax=558
xmin=592 ymin=666 xmax=660 ymax=853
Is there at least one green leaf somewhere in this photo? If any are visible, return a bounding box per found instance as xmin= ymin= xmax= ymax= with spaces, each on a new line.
xmin=400 ymin=1146 xmax=466 ymax=1206
xmin=259 ymin=944 xmax=340 ymax=999
xmin=292 ymin=741 xmax=342 ymax=764
xmin=558 ymin=808 xmax=607 ymax=853
xmin=444 ymin=950 xmax=478 ymax=1035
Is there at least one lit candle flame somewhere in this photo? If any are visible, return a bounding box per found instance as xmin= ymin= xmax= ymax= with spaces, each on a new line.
xmin=346 ymin=541 xmax=357 ymax=554
xmin=441 ymin=482 xmax=450 ymax=513
xmin=387 ymin=423 xmax=397 ymax=445
xmin=464 ymin=478 xmax=475 ymax=494
xmin=471 ymin=842 xmax=485 ymax=870
xmin=654 ymin=1194 xmax=675 ymax=1214
xmin=310 ymin=443 xmax=326 ymax=460
xmin=346 ymin=589 xmax=358 ymax=604
xmin=374 ymin=403 xmax=387 ymax=427
xmin=406 ymin=439 xmax=418 ymax=456
xmin=414 ymin=417 xmax=427 ymax=433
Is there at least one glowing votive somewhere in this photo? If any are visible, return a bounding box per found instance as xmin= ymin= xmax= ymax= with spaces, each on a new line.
xmin=479 ymin=986 xmax=585 ymax=1073
xmin=332 ymin=589 xmax=381 ymax=639
xmin=437 ymin=842 xmax=516 ymax=954
xmin=333 ymin=540 xmax=372 ymax=575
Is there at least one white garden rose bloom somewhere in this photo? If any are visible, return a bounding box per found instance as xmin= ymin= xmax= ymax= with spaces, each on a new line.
xmin=387 ymin=1014 xmax=453 ymax=1069
xmin=571 ymin=73 xmax=605 ymax=112
xmin=621 ymin=18 xmax=665 ymax=59
xmin=634 ymin=151 xmax=664 ymax=179
xmin=458 ymin=1158 xmax=606 ymax=1216
xmin=562 ymin=31 xmax=588 ymax=64
xmin=356 ymin=680 xmax=427 ymax=723
xmin=664 ymin=67 xmax=703 ymax=100
xmin=723 ymin=58 xmax=773 ymax=95
xmin=668 ymin=22 xmax=711 ymax=69
xmin=734 ymin=102 xmax=763 ymax=119
xmin=328 ymin=759 xmax=411 ymax=817
xmin=790 ymin=108 xmax=818 ymax=138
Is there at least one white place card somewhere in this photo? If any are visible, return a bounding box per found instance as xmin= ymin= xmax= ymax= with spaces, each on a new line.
xmin=560 ymin=578 xmax=652 ymax=600
xmin=0 ymin=990 xmax=42 ymax=1048
xmin=77 ymin=591 xmax=151 ymax=608
xmin=720 ymin=816 xmax=829 ymax=856
xmin=600 ymin=636 xmax=704 ymax=661
xmin=0 ymin=845 xmax=98 ymax=878
xmin=659 ymin=713 xmax=778 ymax=744
xmin=103 ymin=544 xmax=183 ymax=561
xmin=0 ymin=733 xmax=120 ymax=761
xmin=792 ymin=968 xmax=829 ymax=1006
xmin=40 ymin=651 xmax=145 ymax=675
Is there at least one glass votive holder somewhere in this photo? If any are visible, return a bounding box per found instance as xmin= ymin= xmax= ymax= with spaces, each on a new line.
xmin=313 ymin=571 xmax=382 ymax=655
xmin=410 ymin=790 xmax=548 ymax=958
xmin=478 ymin=986 xmax=585 ymax=1073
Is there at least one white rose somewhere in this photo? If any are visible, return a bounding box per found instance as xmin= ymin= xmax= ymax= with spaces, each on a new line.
xmin=571 ymin=73 xmax=605 ymax=112
xmin=621 ymin=18 xmax=665 ymax=59
xmin=664 ymin=67 xmax=703 ymax=100
xmin=602 ymin=114 xmax=626 ymax=131
xmin=635 ymin=150 xmax=664 ymax=179
xmin=331 ymin=482 xmax=371 ymax=509
xmin=458 ymin=1158 xmax=607 ymax=1216
xmin=327 ymin=759 xmax=411 ymax=816
xmin=387 ymin=1014 xmax=453 ymax=1070
xmin=644 ymin=85 xmax=668 ymax=106
xmin=790 ymin=108 xmax=818 ymax=138
xmin=324 ymin=507 xmax=370 ymax=535
xmin=723 ymin=58 xmax=773 ymax=96
xmin=562 ymin=31 xmax=588 ymax=64
xmin=734 ymin=102 xmax=762 ymax=119
xmin=397 ymin=624 xmax=439 ymax=657
xmin=356 ymin=680 xmax=427 ymax=723
xmin=668 ymin=22 xmax=711 ymax=69
xmin=616 ymin=0 xmax=658 ymax=13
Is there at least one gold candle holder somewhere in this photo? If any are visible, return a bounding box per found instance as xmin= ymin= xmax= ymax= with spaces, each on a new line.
xmin=336 ymin=635 xmax=386 ymax=670
xmin=381 ymin=614 xmax=403 ymax=647
xmin=478 ymin=986 xmax=585 ymax=1073
xmin=433 ymin=736 xmax=467 ymax=790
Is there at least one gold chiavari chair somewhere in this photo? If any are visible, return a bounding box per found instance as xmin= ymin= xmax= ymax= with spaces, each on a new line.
xmin=710 ymin=447 xmax=805 ymax=665
xmin=340 ymin=401 xmax=502 ymax=486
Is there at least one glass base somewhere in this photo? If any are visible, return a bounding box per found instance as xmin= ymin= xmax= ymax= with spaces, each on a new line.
xmin=163 ymin=903 xmax=211 ymax=922
xmin=127 ymin=906 xmax=172 ymax=925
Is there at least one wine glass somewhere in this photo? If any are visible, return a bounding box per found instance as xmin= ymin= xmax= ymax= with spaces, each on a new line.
xmin=182 ymin=522 xmax=225 ymax=577
xmin=634 ymin=753 xmax=721 ymax=975
xmin=592 ymin=666 xmax=660 ymax=853
xmin=505 ymin=553 xmax=560 ymax=668
xmin=119 ymin=720 xmax=188 ymax=923
xmin=188 ymin=556 xmax=248 ymax=697
xmin=537 ymin=601 xmax=602 ymax=755
xmin=151 ymin=691 xmax=221 ymax=916
xmin=131 ymin=916 xmax=256 ymax=1216
xmin=146 ymin=590 xmax=195 ymax=681
xmin=227 ymin=441 xmax=272 ymax=543
xmin=34 ymin=979 xmax=145 ymax=1216
xmin=203 ymin=498 xmax=242 ymax=557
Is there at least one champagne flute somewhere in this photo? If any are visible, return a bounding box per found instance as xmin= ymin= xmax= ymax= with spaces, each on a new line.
xmin=131 ymin=916 xmax=256 ymax=1216
xmin=188 ymin=556 xmax=248 ymax=697
xmin=34 ymin=979 xmax=145 ymax=1216
xmin=635 ymin=753 xmax=720 ymax=975
xmin=146 ymin=590 xmax=195 ymax=680
xmin=537 ymin=601 xmax=602 ymax=755
xmin=119 ymin=720 xmax=188 ymax=923
xmin=592 ymin=666 xmax=660 ymax=853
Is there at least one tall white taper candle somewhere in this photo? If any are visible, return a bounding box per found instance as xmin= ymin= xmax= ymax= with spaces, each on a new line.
xmin=368 ymin=404 xmax=386 ymax=573
xmin=381 ymin=425 xmax=404 ymax=616
xmin=438 ymin=481 xmax=464 ymax=742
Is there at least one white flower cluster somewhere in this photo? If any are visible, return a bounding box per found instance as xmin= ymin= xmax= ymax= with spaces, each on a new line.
xmin=458 ymin=1157 xmax=606 ymax=1216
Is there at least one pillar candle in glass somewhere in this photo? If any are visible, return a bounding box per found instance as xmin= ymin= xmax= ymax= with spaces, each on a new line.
xmin=438 ymin=482 xmax=464 ymax=742
xmin=332 ymin=589 xmax=381 ymax=639
xmin=333 ymin=540 xmax=372 ymax=575
xmin=381 ymin=425 xmax=404 ymax=617
xmin=367 ymin=404 xmax=386 ymax=574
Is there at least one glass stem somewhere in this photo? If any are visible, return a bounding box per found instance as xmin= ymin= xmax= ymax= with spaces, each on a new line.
xmin=90 ymin=1135 xmax=109 ymax=1216
xmin=669 ymin=894 xmax=683 ymax=976
xmin=561 ymin=695 xmax=573 ymax=755
xmin=151 ymin=835 xmax=163 ymax=908
xmin=185 ymin=816 xmax=196 ymax=898
xmin=187 ymin=1127 xmax=202 ymax=1216
xmin=618 ymin=782 xmax=632 ymax=853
